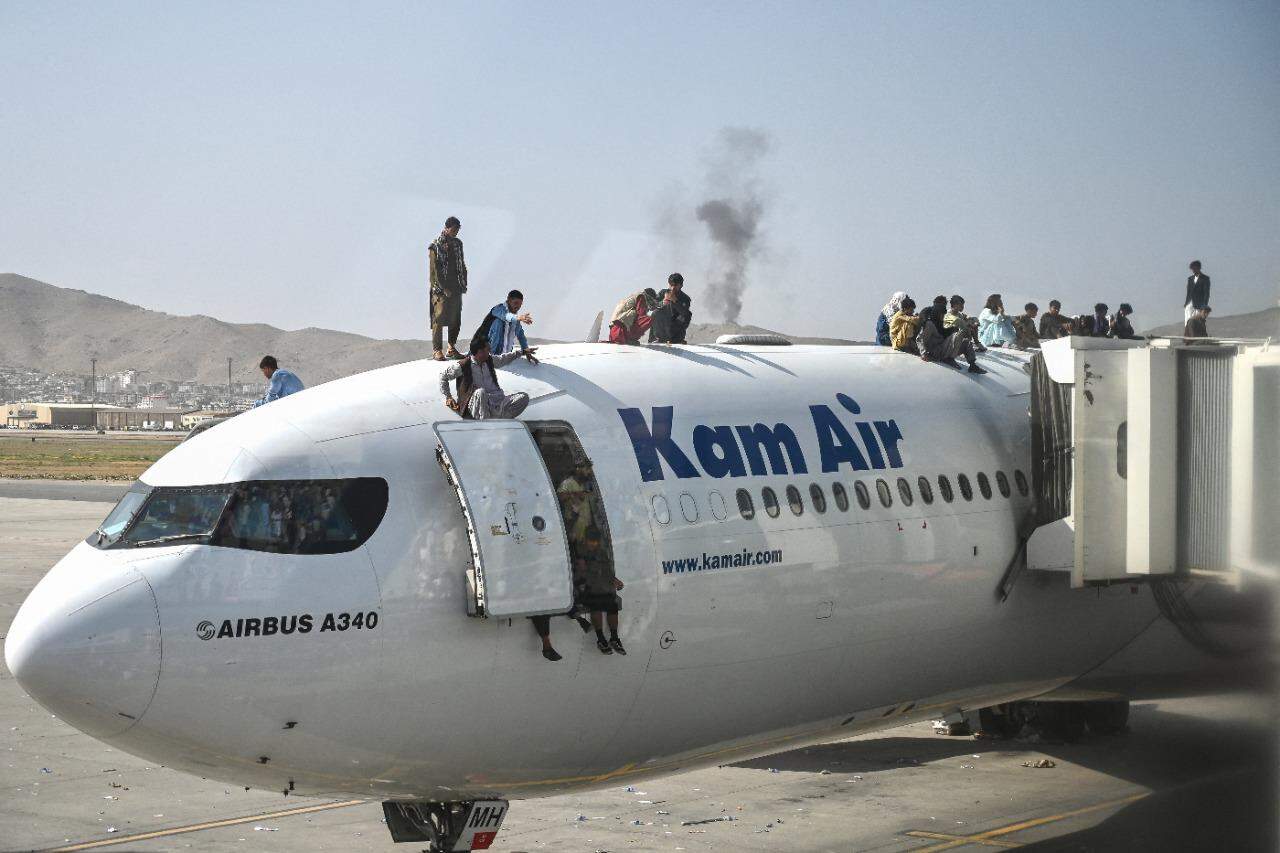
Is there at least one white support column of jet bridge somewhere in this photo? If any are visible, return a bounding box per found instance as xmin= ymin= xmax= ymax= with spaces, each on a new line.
xmin=1026 ymin=334 xmax=1279 ymax=588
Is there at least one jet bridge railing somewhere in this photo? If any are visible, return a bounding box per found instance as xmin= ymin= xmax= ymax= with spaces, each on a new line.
xmin=1025 ymin=335 xmax=1278 ymax=588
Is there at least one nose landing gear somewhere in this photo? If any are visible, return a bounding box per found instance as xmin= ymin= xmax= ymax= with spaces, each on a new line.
xmin=382 ymin=799 xmax=509 ymax=851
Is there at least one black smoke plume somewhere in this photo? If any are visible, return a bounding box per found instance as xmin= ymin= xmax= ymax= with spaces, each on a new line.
xmin=695 ymin=127 xmax=771 ymax=324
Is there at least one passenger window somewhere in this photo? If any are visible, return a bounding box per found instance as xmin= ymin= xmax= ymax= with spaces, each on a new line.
xmin=832 ymin=482 xmax=850 ymax=512
xmin=679 ymin=492 xmax=699 ymax=522
xmin=709 ymin=490 xmax=728 ymax=521
xmin=897 ymin=477 xmax=913 ymax=506
xmin=996 ymin=471 xmax=1011 ymax=498
xmin=977 ymin=472 xmax=993 ymax=500
xmin=786 ymin=485 xmax=804 ymax=515
xmin=958 ymin=474 xmax=973 ymax=501
xmin=876 ymin=478 xmax=893 ymax=508
xmin=1014 ymin=469 xmax=1029 ymax=496
xmin=917 ymin=476 xmax=934 ymax=504
xmin=652 ymin=495 xmax=671 ymax=524
xmin=809 ymin=484 xmax=827 ymax=514
xmin=855 ymin=481 xmax=871 ymax=510
xmin=736 ymin=488 xmax=755 ymax=520
xmin=938 ymin=475 xmax=954 ymax=503
xmin=762 ymin=487 xmax=781 ymax=518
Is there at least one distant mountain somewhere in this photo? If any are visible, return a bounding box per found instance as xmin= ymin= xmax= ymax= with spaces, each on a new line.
xmin=0 ymin=274 xmax=865 ymax=386
xmin=1143 ymin=306 xmax=1279 ymax=340
xmin=0 ymin=273 xmax=557 ymax=385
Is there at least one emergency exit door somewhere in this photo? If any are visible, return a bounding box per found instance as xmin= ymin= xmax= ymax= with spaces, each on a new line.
xmin=434 ymin=420 xmax=573 ymax=618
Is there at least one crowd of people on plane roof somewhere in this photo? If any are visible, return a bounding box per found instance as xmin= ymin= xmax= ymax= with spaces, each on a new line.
xmin=875 ymin=259 xmax=1217 ymax=366
xmin=241 ymin=220 xmax=1223 ymax=662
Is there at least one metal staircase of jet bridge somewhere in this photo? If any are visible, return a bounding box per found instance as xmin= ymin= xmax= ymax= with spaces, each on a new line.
xmin=1015 ymin=333 xmax=1278 ymax=591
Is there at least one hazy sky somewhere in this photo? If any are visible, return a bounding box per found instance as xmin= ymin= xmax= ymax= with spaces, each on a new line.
xmin=3 ymin=2 xmax=1277 ymax=342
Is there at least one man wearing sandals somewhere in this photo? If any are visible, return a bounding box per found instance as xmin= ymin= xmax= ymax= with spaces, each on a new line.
xmin=429 ymin=216 xmax=468 ymax=360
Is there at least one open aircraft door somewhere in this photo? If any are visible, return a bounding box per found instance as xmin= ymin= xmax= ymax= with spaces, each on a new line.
xmin=434 ymin=420 xmax=573 ymax=618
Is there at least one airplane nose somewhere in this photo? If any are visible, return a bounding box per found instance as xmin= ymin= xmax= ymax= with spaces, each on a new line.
xmin=5 ymin=563 xmax=161 ymax=739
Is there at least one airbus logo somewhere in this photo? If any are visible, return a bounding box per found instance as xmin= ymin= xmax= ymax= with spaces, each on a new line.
xmin=618 ymin=394 xmax=906 ymax=482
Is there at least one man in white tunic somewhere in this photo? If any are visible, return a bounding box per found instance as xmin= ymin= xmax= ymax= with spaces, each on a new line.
xmin=439 ymin=338 xmax=539 ymax=420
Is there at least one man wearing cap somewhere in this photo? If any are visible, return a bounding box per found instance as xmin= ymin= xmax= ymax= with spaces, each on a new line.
xmin=608 ymin=288 xmax=661 ymax=344
xmin=648 ymin=273 xmax=693 ymax=344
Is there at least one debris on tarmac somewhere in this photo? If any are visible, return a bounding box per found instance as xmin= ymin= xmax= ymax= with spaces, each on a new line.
xmin=1022 ymin=759 xmax=1056 ymax=768
xmin=681 ymin=816 xmax=736 ymax=826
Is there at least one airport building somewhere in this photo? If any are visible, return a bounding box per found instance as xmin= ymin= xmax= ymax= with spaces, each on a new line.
xmin=2 ymin=402 xmax=124 ymax=428
xmin=180 ymin=410 xmax=229 ymax=429
xmin=95 ymin=407 xmax=193 ymax=431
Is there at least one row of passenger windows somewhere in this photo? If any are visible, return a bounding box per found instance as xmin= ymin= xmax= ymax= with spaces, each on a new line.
xmin=732 ymin=469 xmax=1029 ymax=521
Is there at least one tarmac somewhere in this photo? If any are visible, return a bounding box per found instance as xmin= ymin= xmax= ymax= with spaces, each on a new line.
xmin=0 ymin=486 xmax=1275 ymax=852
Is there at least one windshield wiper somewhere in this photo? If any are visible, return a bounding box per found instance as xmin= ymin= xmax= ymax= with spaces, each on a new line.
xmin=131 ymin=533 xmax=212 ymax=547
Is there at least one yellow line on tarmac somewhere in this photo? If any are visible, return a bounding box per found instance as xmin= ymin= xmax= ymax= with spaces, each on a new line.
xmin=904 ymin=829 xmax=1021 ymax=847
xmin=907 ymin=792 xmax=1148 ymax=851
xmin=46 ymin=799 xmax=368 ymax=852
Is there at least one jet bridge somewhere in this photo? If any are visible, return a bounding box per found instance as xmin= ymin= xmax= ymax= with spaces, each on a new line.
xmin=1025 ymin=335 xmax=1279 ymax=588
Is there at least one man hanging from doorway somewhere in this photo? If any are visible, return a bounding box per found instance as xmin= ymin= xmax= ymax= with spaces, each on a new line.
xmin=559 ymin=460 xmax=625 ymax=655
xmin=429 ymin=216 xmax=468 ymax=361
xmin=439 ymin=338 xmax=538 ymax=420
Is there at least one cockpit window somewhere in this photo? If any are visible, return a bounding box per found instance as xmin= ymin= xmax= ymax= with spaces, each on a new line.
xmin=89 ymin=478 xmax=388 ymax=554
xmin=87 ymin=483 xmax=153 ymax=548
xmin=119 ymin=487 xmax=232 ymax=548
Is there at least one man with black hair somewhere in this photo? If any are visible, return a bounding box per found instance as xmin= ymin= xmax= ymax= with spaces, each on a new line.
xmin=1039 ymin=299 xmax=1072 ymax=339
xmin=917 ymin=295 xmax=986 ymax=373
xmin=250 ymin=356 xmax=304 ymax=408
xmin=429 ymin=216 xmax=468 ymax=361
xmin=1185 ymin=260 xmax=1210 ymax=324
xmin=648 ymin=273 xmax=693 ymax=344
xmin=482 ymin=289 xmax=534 ymax=355
xmin=1109 ymin=303 xmax=1140 ymax=339
xmin=1012 ymin=303 xmax=1040 ymax=349
xmin=1092 ymin=303 xmax=1112 ymax=337
xmin=439 ymin=338 xmax=538 ymax=420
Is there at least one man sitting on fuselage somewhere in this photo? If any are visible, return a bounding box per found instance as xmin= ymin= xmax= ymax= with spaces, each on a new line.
xmin=440 ymin=338 xmax=538 ymax=420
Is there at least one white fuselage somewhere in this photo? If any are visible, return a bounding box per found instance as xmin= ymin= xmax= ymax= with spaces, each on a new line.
xmin=6 ymin=343 xmax=1165 ymax=801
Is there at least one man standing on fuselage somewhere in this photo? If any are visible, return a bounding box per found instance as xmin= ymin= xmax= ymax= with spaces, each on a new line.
xmin=1185 ymin=260 xmax=1210 ymax=324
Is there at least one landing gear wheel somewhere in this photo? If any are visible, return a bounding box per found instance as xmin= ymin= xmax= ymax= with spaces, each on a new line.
xmin=1033 ymin=702 xmax=1085 ymax=743
xmin=1083 ymin=700 xmax=1129 ymax=735
xmin=977 ymin=705 xmax=1019 ymax=738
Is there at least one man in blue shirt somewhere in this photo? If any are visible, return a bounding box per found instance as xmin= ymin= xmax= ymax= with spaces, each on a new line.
xmin=252 ymin=355 xmax=305 ymax=408
xmin=485 ymin=290 xmax=533 ymax=355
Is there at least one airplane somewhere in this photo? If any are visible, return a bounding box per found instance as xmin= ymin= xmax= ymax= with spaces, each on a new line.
xmin=4 ymin=338 xmax=1269 ymax=851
